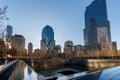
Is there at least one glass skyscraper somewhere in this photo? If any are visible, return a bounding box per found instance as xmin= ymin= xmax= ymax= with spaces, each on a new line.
xmin=28 ymin=42 xmax=33 ymax=54
xmin=6 ymin=25 xmax=13 ymax=41
xmin=41 ymin=25 xmax=55 ymax=52
xmin=84 ymin=0 xmax=111 ymax=46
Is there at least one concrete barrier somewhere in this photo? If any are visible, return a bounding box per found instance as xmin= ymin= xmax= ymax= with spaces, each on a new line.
xmin=23 ymin=58 xmax=120 ymax=70
xmin=70 ymin=59 xmax=120 ymax=69
xmin=23 ymin=58 xmax=69 ymax=69
xmin=0 ymin=59 xmax=18 ymax=75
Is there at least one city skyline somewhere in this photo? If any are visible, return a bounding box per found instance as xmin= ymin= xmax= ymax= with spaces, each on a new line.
xmin=3 ymin=0 xmax=120 ymax=50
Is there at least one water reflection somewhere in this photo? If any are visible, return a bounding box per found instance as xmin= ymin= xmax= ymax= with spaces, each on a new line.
xmin=8 ymin=59 xmax=120 ymax=80
xmin=9 ymin=60 xmax=45 ymax=80
xmin=35 ymin=67 xmax=84 ymax=77
xmin=28 ymin=67 xmax=32 ymax=75
xmin=31 ymin=59 xmax=34 ymax=68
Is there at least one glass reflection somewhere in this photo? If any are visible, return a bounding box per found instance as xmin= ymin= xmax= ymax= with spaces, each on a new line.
xmin=28 ymin=67 xmax=32 ymax=75
xmin=31 ymin=59 xmax=34 ymax=68
xmin=8 ymin=59 xmax=120 ymax=80
xmin=9 ymin=60 xmax=45 ymax=80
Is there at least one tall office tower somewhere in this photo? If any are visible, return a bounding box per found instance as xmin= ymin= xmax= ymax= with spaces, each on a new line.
xmin=6 ymin=25 xmax=13 ymax=41
xmin=41 ymin=25 xmax=55 ymax=53
xmin=83 ymin=0 xmax=111 ymax=46
xmin=64 ymin=40 xmax=73 ymax=53
xmin=28 ymin=42 xmax=33 ymax=54
xmin=12 ymin=34 xmax=25 ymax=54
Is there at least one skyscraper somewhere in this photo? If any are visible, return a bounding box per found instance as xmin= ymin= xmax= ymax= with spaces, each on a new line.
xmin=41 ymin=25 xmax=55 ymax=53
xmin=54 ymin=45 xmax=61 ymax=53
xmin=84 ymin=0 xmax=111 ymax=46
xmin=6 ymin=25 xmax=13 ymax=41
xmin=12 ymin=34 xmax=25 ymax=54
xmin=28 ymin=42 xmax=33 ymax=54
xmin=64 ymin=40 xmax=73 ymax=53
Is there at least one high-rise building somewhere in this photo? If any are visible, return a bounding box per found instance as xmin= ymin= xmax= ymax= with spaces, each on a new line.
xmin=28 ymin=42 xmax=33 ymax=54
xmin=6 ymin=25 xmax=13 ymax=41
xmin=41 ymin=25 xmax=55 ymax=53
xmin=5 ymin=25 xmax=13 ymax=49
xmin=64 ymin=40 xmax=73 ymax=53
xmin=84 ymin=0 xmax=111 ymax=46
xmin=34 ymin=48 xmax=41 ymax=54
xmin=54 ymin=45 xmax=61 ymax=53
xmin=74 ymin=45 xmax=84 ymax=54
xmin=12 ymin=34 xmax=25 ymax=54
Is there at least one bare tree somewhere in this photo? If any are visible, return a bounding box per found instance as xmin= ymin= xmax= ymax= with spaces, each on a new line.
xmin=0 ymin=4 xmax=9 ymax=58
xmin=0 ymin=6 xmax=7 ymax=26
xmin=0 ymin=5 xmax=8 ymax=38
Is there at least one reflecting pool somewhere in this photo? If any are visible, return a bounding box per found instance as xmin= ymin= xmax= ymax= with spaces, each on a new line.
xmin=8 ymin=60 xmax=45 ymax=80
xmin=8 ymin=60 xmax=86 ymax=80
xmin=34 ymin=67 xmax=85 ymax=77
xmin=8 ymin=59 xmax=120 ymax=80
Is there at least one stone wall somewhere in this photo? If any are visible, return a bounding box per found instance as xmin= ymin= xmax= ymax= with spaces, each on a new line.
xmin=23 ymin=58 xmax=69 ymax=69
xmin=70 ymin=59 xmax=120 ymax=69
xmin=23 ymin=58 xmax=120 ymax=69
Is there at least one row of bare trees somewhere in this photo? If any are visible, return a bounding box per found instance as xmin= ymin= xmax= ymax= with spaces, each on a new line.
xmin=0 ymin=39 xmax=17 ymax=58
xmin=25 ymin=49 xmax=118 ymax=59
xmin=0 ymin=39 xmax=118 ymax=59
xmin=0 ymin=4 xmax=9 ymax=58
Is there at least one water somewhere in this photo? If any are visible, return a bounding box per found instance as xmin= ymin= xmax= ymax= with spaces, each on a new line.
xmin=8 ymin=60 xmax=45 ymax=80
xmin=8 ymin=59 xmax=120 ymax=80
xmin=29 ymin=59 xmax=86 ymax=77
xmin=8 ymin=60 xmax=86 ymax=80
xmin=34 ymin=67 xmax=84 ymax=77
xmin=9 ymin=60 xmax=84 ymax=80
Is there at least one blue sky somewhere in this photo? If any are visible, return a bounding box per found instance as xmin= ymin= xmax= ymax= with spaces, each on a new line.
xmin=2 ymin=0 xmax=120 ymax=50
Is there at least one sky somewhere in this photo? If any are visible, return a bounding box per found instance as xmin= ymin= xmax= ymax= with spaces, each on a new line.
xmin=1 ymin=0 xmax=120 ymax=50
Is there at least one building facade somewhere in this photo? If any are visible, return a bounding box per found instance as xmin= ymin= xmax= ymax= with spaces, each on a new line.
xmin=12 ymin=34 xmax=25 ymax=54
xmin=73 ymin=45 xmax=85 ymax=54
xmin=64 ymin=40 xmax=74 ymax=53
xmin=6 ymin=25 xmax=13 ymax=42
xmin=84 ymin=0 xmax=111 ymax=46
xmin=5 ymin=25 xmax=13 ymax=49
xmin=54 ymin=45 xmax=61 ymax=53
xmin=28 ymin=42 xmax=33 ymax=54
xmin=34 ymin=48 xmax=41 ymax=54
xmin=41 ymin=25 xmax=55 ymax=53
